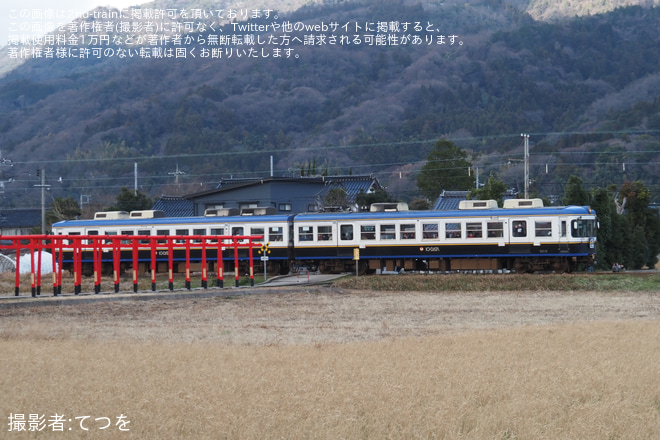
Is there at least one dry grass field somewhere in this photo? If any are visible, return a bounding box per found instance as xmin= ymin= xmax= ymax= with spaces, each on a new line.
xmin=1 ymin=273 xmax=659 ymax=439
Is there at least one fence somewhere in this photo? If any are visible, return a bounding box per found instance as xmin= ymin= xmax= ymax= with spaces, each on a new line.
xmin=0 ymin=234 xmax=263 ymax=297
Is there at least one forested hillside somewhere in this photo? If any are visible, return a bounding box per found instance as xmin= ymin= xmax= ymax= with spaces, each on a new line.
xmin=0 ymin=0 xmax=659 ymax=208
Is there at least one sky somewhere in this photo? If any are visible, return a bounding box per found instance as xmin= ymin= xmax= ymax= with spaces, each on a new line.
xmin=2 ymin=0 xmax=145 ymax=47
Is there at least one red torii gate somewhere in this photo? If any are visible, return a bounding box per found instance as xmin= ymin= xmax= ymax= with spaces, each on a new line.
xmin=0 ymin=234 xmax=263 ymax=297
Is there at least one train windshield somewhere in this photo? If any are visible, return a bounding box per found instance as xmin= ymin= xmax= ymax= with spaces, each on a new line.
xmin=571 ymin=219 xmax=597 ymax=237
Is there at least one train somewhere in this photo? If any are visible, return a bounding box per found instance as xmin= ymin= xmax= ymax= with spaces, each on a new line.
xmin=51 ymin=198 xmax=598 ymax=275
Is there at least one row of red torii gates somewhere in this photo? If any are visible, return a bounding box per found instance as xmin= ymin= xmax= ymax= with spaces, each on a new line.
xmin=0 ymin=234 xmax=265 ymax=297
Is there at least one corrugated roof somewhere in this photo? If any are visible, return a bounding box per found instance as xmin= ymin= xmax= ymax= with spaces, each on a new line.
xmin=319 ymin=176 xmax=381 ymax=203
xmin=151 ymin=196 xmax=194 ymax=217
xmin=0 ymin=208 xmax=42 ymax=228
xmin=433 ymin=190 xmax=469 ymax=211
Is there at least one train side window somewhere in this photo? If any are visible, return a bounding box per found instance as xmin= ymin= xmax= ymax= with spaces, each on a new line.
xmin=66 ymin=231 xmax=80 ymax=245
xmin=400 ymin=224 xmax=416 ymax=240
xmin=208 ymin=228 xmax=224 ymax=243
xmin=317 ymin=226 xmax=332 ymax=241
xmin=535 ymin=221 xmax=552 ymax=237
xmin=104 ymin=230 xmax=117 ymax=244
xmin=512 ymin=221 xmax=527 ymax=237
xmin=361 ymin=225 xmax=376 ymax=240
xmin=251 ymin=227 xmax=265 ymax=243
xmin=192 ymin=228 xmax=206 ymax=243
xmin=445 ymin=223 xmax=461 ymax=239
xmin=86 ymin=230 xmax=98 ymax=245
xmin=466 ymin=222 xmax=482 ymax=238
xmin=422 ymin=223 xmax=438 ymax=239
xmin=121 ymin=230 xmax=134 ymax=244
xmin=156 ymin=229 xmax=169 ymax=244
xmin=137 ymin=229 xmax=150 ymax=244
xmin=380 ymin=224 xmax=395 ymax=240
xmin=561 ymin=221 xmax=567 ymax=238
xmin=269 ymin=227 xmax=284 ymax=242
xmin=340 ymin=225 xmax=354 ymax=241
xmin=232 ymin=226 xmax=245 ymax=244
xmin=487 ymin=222 xmax=503 ymax=238
xmin=299 ymin=226 xmax=314 ymax=241
xmin=175 ymin=229 xmax=189 ymax=244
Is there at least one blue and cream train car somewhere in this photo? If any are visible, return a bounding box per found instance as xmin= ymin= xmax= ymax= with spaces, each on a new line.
xmin=51 ymin=199 xmax=597 ymax=275
xmin=52 ymin=208 xmax=294 ymax=276
xmin=291 ymin=200 xmax=597 ymax=273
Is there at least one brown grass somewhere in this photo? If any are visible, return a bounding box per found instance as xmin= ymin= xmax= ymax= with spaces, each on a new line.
xmin=1 ymin=283 xmax=660 ymax=439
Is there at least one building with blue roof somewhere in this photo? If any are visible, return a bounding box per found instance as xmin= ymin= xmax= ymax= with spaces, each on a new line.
xmin=433 ymin=190 xmax=469 ymax=211
xmin=0 ymin=208 xmax=42 ymax=235
xmin=151 ymin=196 xmax=195 ymax=217
xmin=153 ymin=175 xmax=383 ymax=217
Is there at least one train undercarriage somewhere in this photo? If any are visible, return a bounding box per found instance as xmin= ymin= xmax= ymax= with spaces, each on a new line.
xmin=294 ymin=255 xmax=589 ymax=275
xmin=73 ymin=254 xmax=591 ymax=280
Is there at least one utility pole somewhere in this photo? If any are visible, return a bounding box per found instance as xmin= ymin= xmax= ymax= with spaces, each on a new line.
xmin=169 ymin=163 xmax=186 ymax=185
xmin=521 ymin=133 xmax=530 ymax=199
xmin=35 ymin=168 xmax=50 ymax=234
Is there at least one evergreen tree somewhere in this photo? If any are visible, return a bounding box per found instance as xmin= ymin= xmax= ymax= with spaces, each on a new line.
xmin=417 ymin=139 xmax=474 ymax=200
xmin=563 ymin=175 xmax=590 ymax=205
xmin=471 ymin=172 xmax=507 ymax=207
xmin=618 ymin=181 xmax=660 ymax=269
xmin=409 ymin=197 xmax=430 ymax=210
xmin=105 ymin=188 xmax=153 ymax=212
xmin=355 ymin=189 xmax=395 ymax=211
xmin=323 ymin=187 xmax=350 ymax=210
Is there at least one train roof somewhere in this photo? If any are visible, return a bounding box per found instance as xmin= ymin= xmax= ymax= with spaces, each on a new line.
xmin=52 ymin=213 xmax=295 ymax=229
xmin=52 ymin=205 xmax=596 ymax=230
xmin=294 ymin=205 xmax=595 ymax=221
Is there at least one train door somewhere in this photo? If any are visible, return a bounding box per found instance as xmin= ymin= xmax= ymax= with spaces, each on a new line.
xmin=558 ymin=219 xmax=569 ymax=253
xmin=508 ymin=218 xmax=530 ymax=254
xmin=338 ymin=222 xmax=358 ymax=258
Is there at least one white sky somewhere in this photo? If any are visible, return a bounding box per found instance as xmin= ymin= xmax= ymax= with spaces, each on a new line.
xmin=2 ymin=0 xmax=145 ymax=47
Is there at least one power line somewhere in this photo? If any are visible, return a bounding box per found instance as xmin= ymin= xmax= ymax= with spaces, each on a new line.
xmin=8 ymin=129 xmax=660 ymax=166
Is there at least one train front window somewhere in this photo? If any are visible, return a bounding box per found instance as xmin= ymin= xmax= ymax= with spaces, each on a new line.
xmin=571 ymin=219 xmax=596 ymax=237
